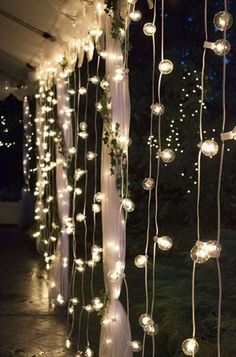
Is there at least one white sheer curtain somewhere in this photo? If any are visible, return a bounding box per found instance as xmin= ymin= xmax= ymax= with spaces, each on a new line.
xmin=49 ymin=149 xmax=69 ymax=303
xmin=49 ymin=79 xmax=72 ymax=303
xmin=99 ymin=16 xmax=132 ymax=357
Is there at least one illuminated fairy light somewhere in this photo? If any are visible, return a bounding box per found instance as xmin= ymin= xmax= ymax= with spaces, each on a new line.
xmin=183 ymin=0 xmax=233 ymax=355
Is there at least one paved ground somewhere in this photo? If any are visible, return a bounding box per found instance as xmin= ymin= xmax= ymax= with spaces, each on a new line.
xmin=0 ymin=227 xmax=73 ymax=357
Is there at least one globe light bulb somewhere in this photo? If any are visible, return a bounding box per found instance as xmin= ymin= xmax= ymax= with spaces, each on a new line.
xmin=91 ymin=245 xmax=103 ymax=255
xmin=68 ymin=147 xmax=76 ymax=154
xmin=158 ymin=60 xmax=174 ymax=74
xmin=142 ymin=177 xmax=155 ymax=190
xmin=84 ymin=304 xmax=94 ymax=313
xmin=78 ymin=131 xmax=88 ymax=139
xmin=65 ymin=339 xmax=71 ymax=349
xmin=87 ymin=260 xmax=96 ymax=268
xmin=100 ymin=79 xmax=109 ymax=90
xmin=206 ymin=240 xmax=222 ymax=258
xmin=213 ymin=11 xmax=233 ymax=31
xmin=134 ymin=255 xmax=148 ymax=268
xmin=129 ymin=10 xmax=142 ymax=22
xmin=75 ymin=188 xmax=82 ymax=195
xmin=122 ymin=198 xmax=135 ymax=212
xmin=80 ymin=122 xmax=87 ymax=131
xmin=199 ymin=140 xmax=219 ymax=157
xmin=94 ymin=192 xmax=104 ymax=202
xmin=150 ymin=103 xmax=165 ymax=116
xmin=154 ymin=236 xmax=173 ymax=251
xmin=86 ymin=151 xmax=97 ymax=161
xmin=182 ymin=338 xmax=199 ymax=356
xmin=139 ymin=314 xmax=152 ymax=327
xmin=213 ymin=39 xmax=230 ymax=56
xmin=90 ymin=76 xmax=100 ymax=84
xmin=129 ymin=340 xmax=142 ymax=352
xmin=85 ymin=347 xmax=94 ymax=357
xmin=76 ymin=213 xmax=86 ymax=222
xmin=143 ymin=23 xmax=156 ymax=36
xmin=92 ymin=297 xmax=104 ymax=311
xmin=190 ymin=241 xmax=209 ymax=264
xmin=159 ymin=149 xmax=176 ymax=163
xmin=144 ymin=322 xmax=158 ymax=336
xmin=78 ymin=87 xmax=87 ymax=95
xmin=92 ymin=203 xmax=101 ymax=213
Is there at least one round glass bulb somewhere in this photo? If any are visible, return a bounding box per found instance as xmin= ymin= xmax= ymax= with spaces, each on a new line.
xmin=213 ymin=11 xmax=233 ymax=31
xmin=206 ymin=240 xmax=222 ymax=258
xmin=100 ymin=79 xmax=109 ymax=90
xmin=190 ymin=241 xmax=209 ymax=264
xmin=143 ymin=23 xmax=156 ymax=36
xmin=78 ymin=87 xmax=87 ymax=95
xmin=76 ymin=213 xmax=86 ymax=222
xmin=155 ymin=236 xmax=173 ymax=251
xmin=122 ymin=198 xmax=135 ymax=212
xmin=158 ymin=60 xmax=174 ymax=74
xmin=200 ymin=140 xmax=219 ymax=157
xmin=134 ymin=255 xmax=147 ymax=268
xmin=144 ymin=322 xmax=158 ymax=336
xmin=129 ymin=340 xmax=142 ymax=352
xmin=150 ymin=103 xmax=165 ymax=116
xmin=160 ymin=149 xmax=176 ymax=163
xmin=79 ymin=121 xmax=88 ymax=131
xmin=129 ymin=10 xmax=142 ymax=22
xmin=92 ymin=203 xmax=101 ymax=213
xmin=86 ymin=151 xmax=97 ymax=161
xmin=85 ymin=346 xmax=94 ymax=357
xmin=213 ymin=39 xmax=230 ymax=56
xmin=139 ymin=313 xmax=152 ymax=327
xmin=78 ymin=131 xmax=88 ymax=139
xmin=92 ymin=297 xmax=103 ymax=311
xmin=142 ymin=177 xmax=155 ymax=190
xmin=94 ymin=192 xmax=104 ymax=202
xmin=182 ymin=338 xmax=199 ymax=356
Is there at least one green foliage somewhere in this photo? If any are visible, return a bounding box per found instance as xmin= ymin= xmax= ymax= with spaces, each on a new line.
xmin=99 ymin=91 xmax=129 ymax=196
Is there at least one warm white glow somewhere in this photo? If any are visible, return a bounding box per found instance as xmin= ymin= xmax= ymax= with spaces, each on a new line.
xmin=151 ymin=103 xmax=165 ymax=116
xmin=199 ymin=140 xmax=219 ymax=157
xmin=142 ymin=177 xmax=155 ymax=190
xmin=86 ymin=151 xmax=97 ymax=161
xmin=143 ymin=23 xmax=156 ymax=36
xmin=134 ymin=255 xmax=148 ymax=268
xmin=214 ymin=11 xmax=233 ymax=31
xmin=154 ymin=236 xmax=173 ymax=251
xmin=158 ymin=59 xmax=174 ymax=74
xmin=129 ymin=10 xmax=142 ymax=22
xmin=159 ymin=149 xmax=176 ymax=163
xmin=182 ymin=338 xmax=199 ymax=356
xmin=122 ymin=198 xmax=135 ymax=212
xmin=190 ymin=241 xmax=209 ymax=264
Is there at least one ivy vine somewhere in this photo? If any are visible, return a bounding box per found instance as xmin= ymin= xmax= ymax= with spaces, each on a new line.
xmin=99 ymin=91 xmax=129 ymax=197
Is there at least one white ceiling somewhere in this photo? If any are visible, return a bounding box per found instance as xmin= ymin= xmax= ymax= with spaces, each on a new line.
xmin=0 ymin=0 xmax=64 ymax=85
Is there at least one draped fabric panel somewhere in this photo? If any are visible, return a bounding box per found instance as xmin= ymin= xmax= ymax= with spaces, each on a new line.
xmin=99 ymin=15 xmax=132 ymax=357
xmin=49 ymin=150 xmax=69 ymax=303
xmin=48 ymin=80 xmax=72 ymax=303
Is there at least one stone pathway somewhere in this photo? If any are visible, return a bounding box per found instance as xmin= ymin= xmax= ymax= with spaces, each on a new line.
xmin=0 ymin=227 xmax=73 ymax=357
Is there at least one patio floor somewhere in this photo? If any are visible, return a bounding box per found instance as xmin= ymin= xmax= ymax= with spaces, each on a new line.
xmin=0 ymin=227 xmax=73 ymax=357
